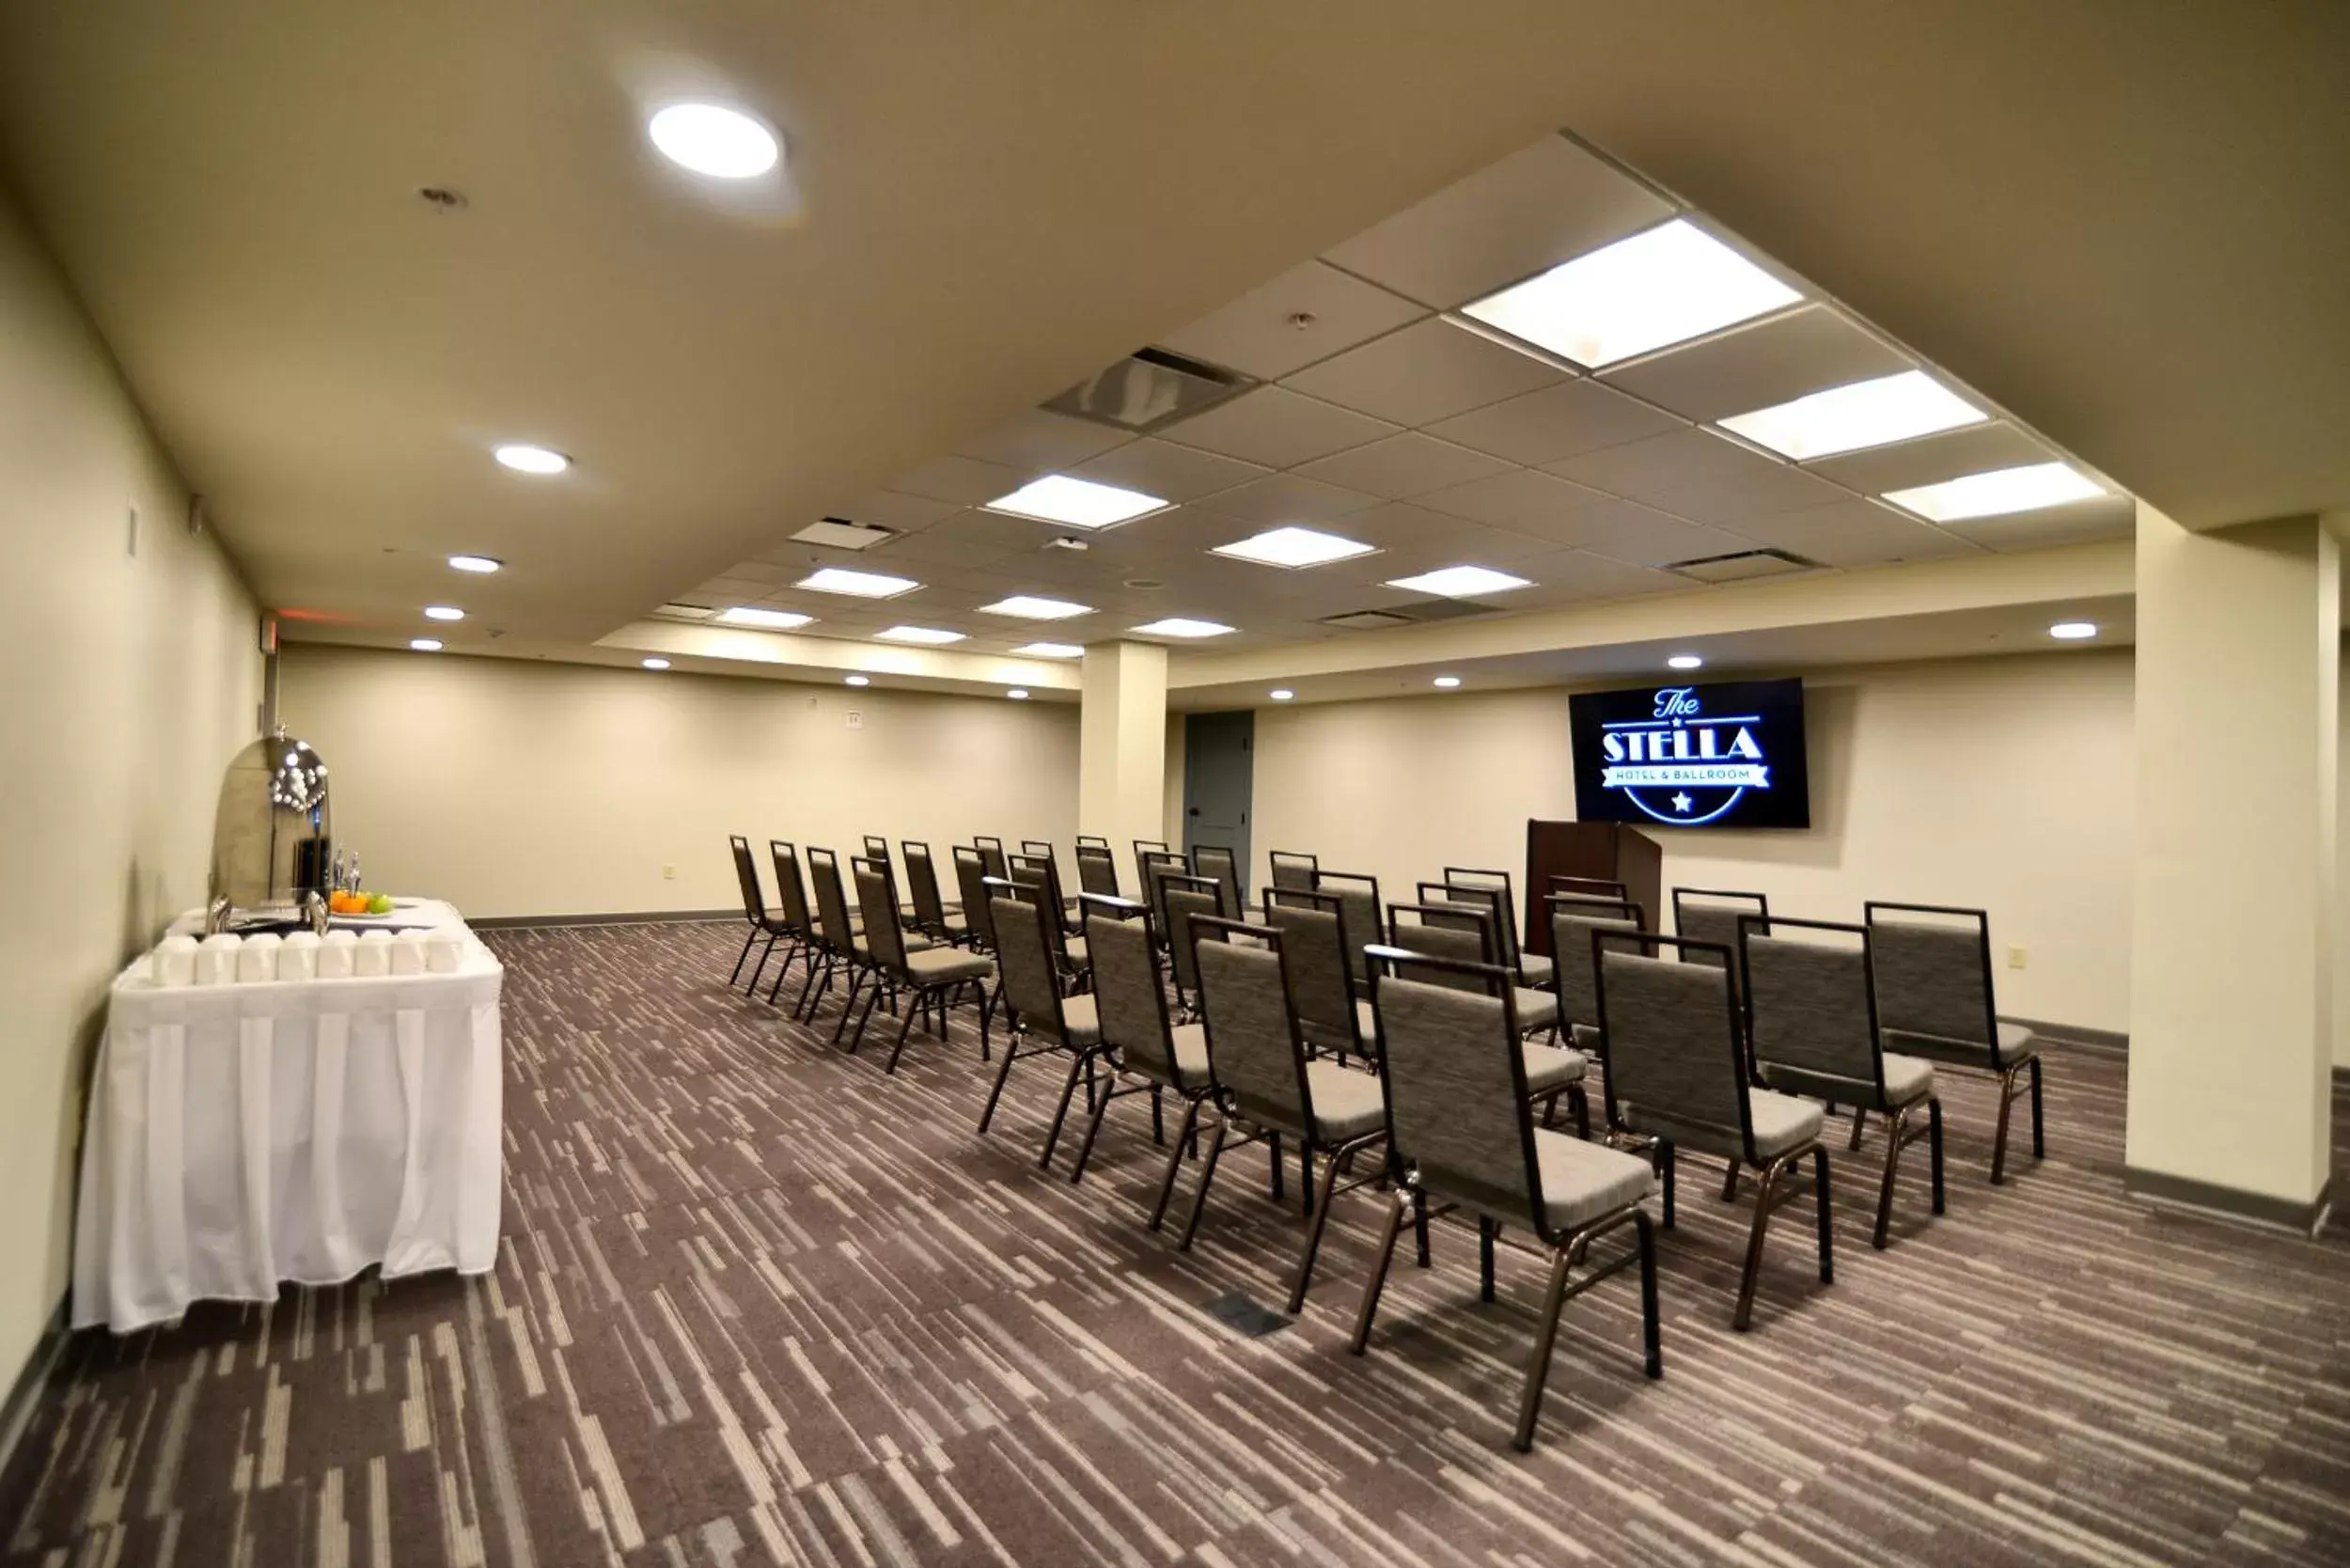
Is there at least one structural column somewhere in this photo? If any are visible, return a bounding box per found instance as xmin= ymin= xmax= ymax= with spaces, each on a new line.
xmin=2126 ymin=502 xmax=2340 ymax=1228
xmin=1078 ymin=640 xmax=1167 ymax=868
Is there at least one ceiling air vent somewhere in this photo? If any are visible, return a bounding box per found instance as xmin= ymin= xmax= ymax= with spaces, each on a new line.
xmin=1322 ymin=609 xmax=1416 ymax=631
xmin=1665 ymin=548 xmax=1820 ymax=585
xmin=652 ymin=602 xmax=718 ymax=622
xmin=791 ymin=517 xmax=895 ymax=551
xmin=1320 ymin=597 xmax=1504 ymax=631
xmin=1045 ymin=346 xmax=1255 ymax=433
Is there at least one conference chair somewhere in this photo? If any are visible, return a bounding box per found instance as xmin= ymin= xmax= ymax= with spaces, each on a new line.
xmin=949 ymin=844 xmax=1001 ymax=1043
xmin=1057 ymin=898 xmax=1218 ymax=1218
xmin=1075 ymin=833 xmax=1110 ymax=850
xmin=1446 ymin=867 xmax=1548 ymax=986
xmin=978 ymin=880 xmax=1101 ymax=1151
xmin=1190 ymin=842 xmax=1243 ymax=917
xmin=974 ymin=835 xmax=1010 ymax=883
xmin=1545 ymin=892 xmax=1643 ymax=1066
xmin=1073 ymin=840 xmax=1120 ymax=899
xmin=1387 ymin=902 xmax=1585 ymax=1133
xmin=1864 ymin=902 xmax=2044 ymax=1184
xmin=1741 ymin=916 xmax=1944 ymax=1247
xmin=727 ymin=836 xmax=793 ymax=993
xmin=1311 ymin=870 xmax=1386 ymax=996
xmin=1261 ymin=886 xmax=1368 ymax=1063
xmin=1158 ymin=873 xmax=1223 ymax=1016
xmin=1353 ymin=949 xmax=1661 ymax=1451
xmin=1673 ymin=887 xmax=1771 ymax=1023
xmin=765 ymin=840 xmax=820 ymax=1002
xmin=1010 ymin=852 xmax=1088 ymax=990
xmin=847 ymin=857 xmax=994 ymax=1072
xmin=901 ymin=840 xmax=964 ymax=944
xmin=1594 ymin=930 xmax=1832 ymax=1331
xmin=1180 ymin=917 xmax=1388 ymax=1314
xmin=1268 ymin=850 xmax=1319 ymax=893
xmin=1550 ymin=874 xmax=1631 ymax=903
xmin=1139 ymin=849 xmax=1187 ymax=947
xmin=1132 ymin=839 xmax=1170 ymax=904
xmin=803 ymin=847 xmax=883 ymax=1037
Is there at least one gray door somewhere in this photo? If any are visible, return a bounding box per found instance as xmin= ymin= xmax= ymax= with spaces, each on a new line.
xmin=1183 ymin=710 xmax=1253 ymax=891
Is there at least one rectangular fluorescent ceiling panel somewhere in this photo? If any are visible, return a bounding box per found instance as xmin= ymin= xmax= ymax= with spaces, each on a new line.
xmin=1883 ymin=462 xmax=2104 ymax=522
xmin=791 ymin=518 xmax=895 ymax=550
xmin=1384 ymin=564 xmax=1533 ymax=598
xmin=874 ymin=625 xmax=966 ymax=644
xmin=978 ymin=595 xmax=1093 ymax=619
xmin=1461 ymin=218 xmax=1802 ymax=369
xmin=797 ymin=566 xmax=919 ymax=598
xmin=1718 ymin=370 xmax=1985 ymax=461
xmin=1014 ymin=641 xmax=1086 ymax=658
xmin=984 ymin=474 xmax=1167 ymax=528
xmin=717 ymin=606 xmax=814 ymax=629
xmin=1211 ymin=525 xmax=1377 ymax=570
xmin=1131 ymin=618 xmax=1234 ymax=638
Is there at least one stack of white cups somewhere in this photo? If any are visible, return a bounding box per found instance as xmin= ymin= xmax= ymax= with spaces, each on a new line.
xmin=279 ymin=930 xmax=321 ymax=982
xmin=319 ymin=929 xmax=358 ymax=979
xmin=195 ymin=933 xmax=242 ymax=986
xmin=152 ymin=933 xmax=199 ymax=987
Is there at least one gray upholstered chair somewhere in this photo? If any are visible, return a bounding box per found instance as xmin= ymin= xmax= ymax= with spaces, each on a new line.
xmin=1074 ymin=841 xmax=1120 ymax=899
xmin=1010 ymin=853 xmax=1089 ymax=989
xmin=849 ymin=859 xmax=994 ymax=1072
xmin=1159 ymin=874 xmax=1223 ymax=1015
xmin=1261 ymin=887 xmax=1367 ymax=1063
xmin=1353 ymin=950 xmax=1662 ymax=1451
xmin=1061 ymin=900 xmax=1217 ymax=1225
xmin=1268 ymin=850 xmax=1319 ymax=893
xmin=1190 ymin=842 xmax=1243 ymax=917
xmin=1741 ymin=917 xmax=1943 ymax=1247
xmin=765 ymin=841 xmax=828 ymax=1009
xmin=974 ymin=836 xmax=1010 ymax=883
xmin=900 ymin=840 xmax=965 ymax=946
xmin=1673 ymin=887 xmax=1769 ymax=1011
xmin=1311 ymin=870 xmax=1386 ymax=996
xmin=1865 ymin=902 xmax=2043 ymax=1184
xmin=1180 ymin=918 xmax=1388 ymax=1313
xmin=978 ymin=882 xmax=1104 ymax=1152
xmin=728 ymin=836 xmax=793 ymax=995
xmin=1386 ymin=902 xmax=1587 ymax=1134
xmin=800 ymin=846 xmax=870 ymax=1031
xmin=1595 ymin=930 xmax=1832 ymax=1331
xmin=1545 ymin=892 xmax=1643 ymax=1064
xmin=1132 ymin=839 xmax=1171 ymax=905
xmin=1445 ymin=867 xmax=1549 ymax=987
xmin=1139 ymin=849 xmax=1188 ymax=946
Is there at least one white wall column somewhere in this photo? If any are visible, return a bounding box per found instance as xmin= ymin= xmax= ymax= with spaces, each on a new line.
xmin=1079 ymin=640 xmax=1168 ymax=865
xmin=2126 ymin=503 xmax=2340 ymax=1228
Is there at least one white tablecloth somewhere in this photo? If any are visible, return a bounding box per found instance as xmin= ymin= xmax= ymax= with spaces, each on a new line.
xmin=72 ymin=901 xmax=504 ymax=1333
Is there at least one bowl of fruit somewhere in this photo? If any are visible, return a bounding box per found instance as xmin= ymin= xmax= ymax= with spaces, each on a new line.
xmin=329 ymin=890 xmax=399 ymax=917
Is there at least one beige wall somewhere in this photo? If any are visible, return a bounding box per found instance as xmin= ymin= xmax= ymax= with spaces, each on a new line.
xmin=0 ymin=194 xmax=260 ymax=1379
xmin=1249 ymin=648 xmax=2137 ymax=1032
xmin=277 ymin=645 xmax=1081 ymax=919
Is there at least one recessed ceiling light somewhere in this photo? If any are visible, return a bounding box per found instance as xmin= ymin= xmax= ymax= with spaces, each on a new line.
xmin=1460 ymin=218 xmax=1802 ymax=369
xmin=648 ymin=102 xmax=780 ymax=179
xmin=1269 ymin=688 xmax=1295 ymax=701
xmin=1385 ymin=564 xmax=1533 ymax=598
xmin=1717 ymin=370 xmax=1986 ymax=461
xmin=447 ymin=554 xmax=503 ymax=573
xmin=1667 ymin=653 xmax=1705 ymax=670
xmin=493 ymin=444 xmax=569 ymax=475
xmin=1212 ymin=526 xmax=1377 ymax=570
xmin=1131 ymin=618 xmax=1234 ymax=639
xmin=2049 ymin=621 xmax=2099 ymax=641
xmin=1014 ymin=641 xmax=1086 ymax=658
xmin=844 ymin=674 xmax=870 ymax=686
xmin=717 ymin=606 xmax=814 ymax=630
xmin=1433 ymin=675 xmax=1463 ymax=689
xmin=1006 ymin=688 xmax=1030 ymax=700
xmin=984 ymin=475 xmax=1167 ymax=529
xmin=874 ymin=625 xmax=966 ymax=645
xmin=423 ymin=605 xmax=464 ymax=621
xmin=798 ymin=567 xmax=919 ymax=599
xmin=978 ymin=595 xmax=1093 ymax=619
xmin=1883 ymin=462 xmax=2105 ymax=522
xmin=641 ymin=657 xmax=671 ymax=670
xmin=409 ymin=638 xmax=443 ymax=652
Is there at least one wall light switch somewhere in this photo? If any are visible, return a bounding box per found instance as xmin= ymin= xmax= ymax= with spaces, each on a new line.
xmin=662 ymin=863 xmax=677 ymax=880
xmin=2007 ymin=944 xmax=2027 ymax=969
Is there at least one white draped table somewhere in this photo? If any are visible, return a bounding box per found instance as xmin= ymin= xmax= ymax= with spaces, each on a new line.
xmin=72 ymin=900 xmax=504 ymax=1333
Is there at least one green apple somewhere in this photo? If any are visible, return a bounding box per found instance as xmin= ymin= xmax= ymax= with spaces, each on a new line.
xmin=367 ymin=893 xmax=395 ymax=915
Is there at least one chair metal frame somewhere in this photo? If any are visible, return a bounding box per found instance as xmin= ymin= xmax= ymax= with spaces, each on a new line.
xmin=976 ymin=877 xmax=1085 ymax=1143
xmin=1073 ymin=840 xmax=1121 ymax=899
xmin=1310 ymin=869 xmax=1386 ymax=995
xmin=899 ymin=839 xmax=960 ymax=945
xmin=1593 ymin=928 xmax=1834 ymax=1332
xmin=728 ymin=835 xmax=794 ymax=994
xmin=800 ymin=846 xmax=876 ymax=1038
xmin=761 ymin=839 xmax=819 ymax=1003
xmin=1352 ymin=946 xmax=1661 ymax=1451
xmin=1267 ymin=850 xmax=1320 ymax=893
xmin=843 ymin=855 xmax=991 ymax=1072
xmin=1262 ymin=885 xmax=1366 ymax=1063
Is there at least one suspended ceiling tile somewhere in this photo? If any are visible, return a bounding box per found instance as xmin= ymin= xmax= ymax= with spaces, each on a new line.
xmin=1292 ymin=431 xmax=1515 ymax=499
xmin=870 ymin=527 xmax=1019 ymax=570
xmin=1279 ymin=316 xmax=1568 ymax=428
xmin=1721 ymin=497 xmax=1982 ymax=569
xmin=1502 ymin=550 xmax=1690 ymax=605
xmin=1157 ymin=259 xmax=1426 ymax=381
xmin=919 ymin=506 xmax=1081 ymax=553
xmin=1544 ymin=428 xmax=1850 ymax=522
xmin=950 ymin=407 xmax=1136 ymax=471
xmin=1157 ymin=385 xmax=1399 ymax=469
xmin=1425 ymin=379 xmax=1685 ymax=467
xmin=1804 ymin=419 xmax=2060 ymax=494
xmin=1184 ymin=471 xmax=1385 ymax=525
xmin=1415 ymin=466 xmax=1611 ymax=532
xmin=1599 ymin=305 xmax=1915 ymax=423
xmin=825 ymin=490 xmax=964 ymax=533
xmin=1940 ymin=493 xmax=2137 ymax=551
xmin=1066 ymin=437 xmax=1270 ymax=503
xmin=1322 ymin=133 xmax=1677 ymax=308
xmin=891 ymin=453 xmax=1033 ymax=506
xmin=1323 ymin=501 xmax=1560 ymax=563
xmin=1528 ymin=498 xmax=1755 ymax=566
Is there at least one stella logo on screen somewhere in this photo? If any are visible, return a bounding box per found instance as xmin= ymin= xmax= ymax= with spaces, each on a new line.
xmin=1596 ymin=686 xmax=1773 ymax=825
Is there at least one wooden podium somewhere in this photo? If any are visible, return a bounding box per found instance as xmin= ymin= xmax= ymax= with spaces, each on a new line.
xmin=1523 ymin=820 xmax=1663 ymax=956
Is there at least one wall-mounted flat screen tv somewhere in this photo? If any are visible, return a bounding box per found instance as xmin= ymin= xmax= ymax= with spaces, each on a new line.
xmin=1569 ymin=677 xmax=1810 ymax=829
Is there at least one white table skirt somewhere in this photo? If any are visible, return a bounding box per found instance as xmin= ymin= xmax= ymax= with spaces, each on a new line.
xmin=72 ymin=902 xmax=505 ymax=1333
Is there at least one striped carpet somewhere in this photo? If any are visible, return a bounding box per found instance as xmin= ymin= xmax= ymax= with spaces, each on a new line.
xmin=5 ymin=918 xmax=2348 ymax=1567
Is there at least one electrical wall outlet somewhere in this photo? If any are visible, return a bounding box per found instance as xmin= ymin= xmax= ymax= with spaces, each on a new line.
xmin=662 ymin=863 xmax=677 ymax=880
xmin=2007 ymin=943 xmax=2028 ymax=969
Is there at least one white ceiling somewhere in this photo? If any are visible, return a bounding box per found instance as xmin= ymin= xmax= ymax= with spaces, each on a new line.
xmin=0 ymin=2 xmax=2338 ymax=677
